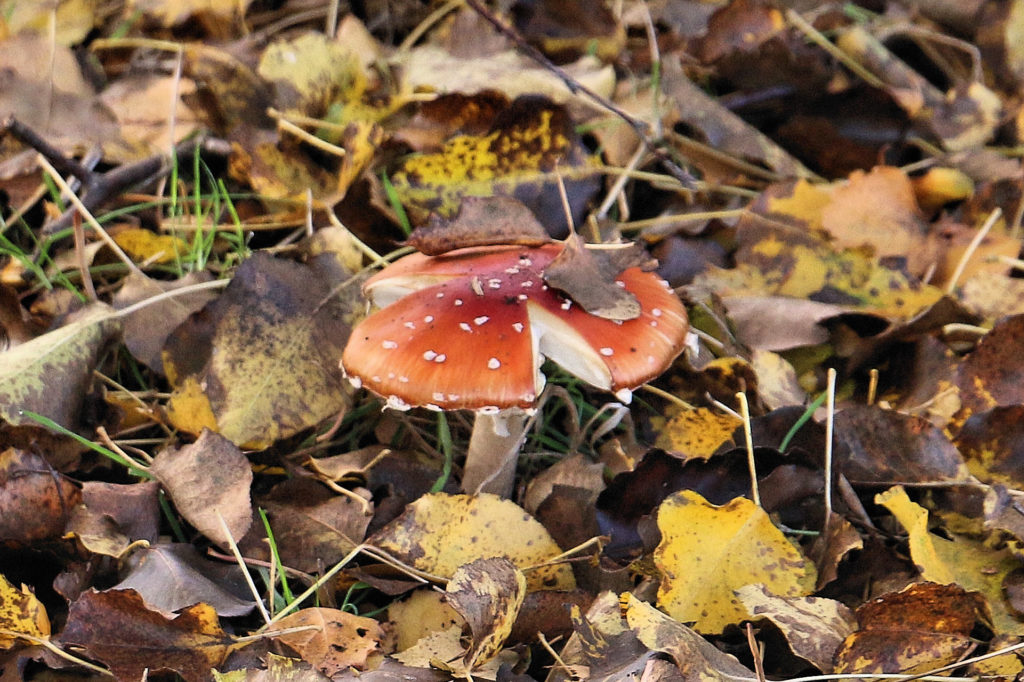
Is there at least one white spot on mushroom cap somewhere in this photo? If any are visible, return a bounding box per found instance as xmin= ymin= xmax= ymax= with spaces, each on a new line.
xmin=432 ymin=392 xmax=445 ymax=402
xmin=454 ymin=298 xmax=464 ymax=306
xmin=488 ymin=357 xmax=500 ymax=369
xmin=382 ymin=340 xmax=398 ymax=350
xmin=560 ymin=300 xmax=572 ymax=310
xmin=488 ymin=278 xmax=502 ymax=289
xmin=521 ymin=280 xmax=534 ymax=288
xmin=474 ymin=316 xmax=489 ymax=325
xmin=600 ymin=347 xmax=614 ymax=356
xmin=512 ymin=322 xmax=524 ymax=333
xmin=424 ymin=315 xmax=434 ymax=323
xmin=459 ymin=322 xmax=472 ymax=332
xmin=479 ymin=406 xmax=501 ymax=415
xmin=348 ymin=376 xmax=362 ymax=389
xmin=403 ymin=322 xmax=415 ymax=330
xmin=423 ymin=350 xmax=437 ymax=361
xmin=652 ymin=308 xmax=663 ymax=317
xmin=386 ymin=395 xmax=411 ymax=410
xmin=435 ymin=354 xmax=447 ymax=363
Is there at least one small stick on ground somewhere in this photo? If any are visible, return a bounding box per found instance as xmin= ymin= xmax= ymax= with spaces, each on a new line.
xmin=0 ymin=116 xmax=221 ymax=237
xmin=462 ymin=0 xmax=696 ymax=190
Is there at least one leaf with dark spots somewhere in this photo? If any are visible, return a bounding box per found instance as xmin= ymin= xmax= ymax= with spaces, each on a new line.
xmin=956 ymin=314 xmax=1024 ymax=417
xmin=163 ymin=252 xmax=357 ymax=448
xmin=59 ymin=589 xmax=237 ymax=682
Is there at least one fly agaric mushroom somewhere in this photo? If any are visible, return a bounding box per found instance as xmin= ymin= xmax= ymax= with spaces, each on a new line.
xmin=341 ymin=243 xmax=688 ymax=496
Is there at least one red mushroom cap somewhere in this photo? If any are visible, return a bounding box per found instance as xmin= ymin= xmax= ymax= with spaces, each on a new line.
xmin=341 ymin=243 xmax=688 ymax=411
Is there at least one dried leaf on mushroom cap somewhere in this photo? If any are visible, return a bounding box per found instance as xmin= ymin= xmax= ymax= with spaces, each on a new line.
xmin=543 ymin=234 xmax=658 ymax=321
xmin=404 ymin=196 xmax=553 ymax=256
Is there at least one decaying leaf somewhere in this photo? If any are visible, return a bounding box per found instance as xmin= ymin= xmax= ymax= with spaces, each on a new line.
xmin=405 ymin=196 xmax=551 ymax=255
xmin=446 ymin=557 xmax=526 ymax=671
xmin=654 ymin=490 xmax=816 ymax=633
xmin=60 ymin=589 xmax=237 ymax=682
xmin=0 ymin=448 xmax=83 ymax=543
xmin=163 ymin=252 xmax=355 ymax=448
xmin=651 ymin=406 xmax=742 ymax=460
xmin=112 ymin=271 xmax=218 ymax=374
xmin=113 ymin=544 xmax=255 ymax=618
xmin=389 ymin=96 xmax=600 ymax=234
xmin=876 ymin=486 xmax=1022 ymax=634
xmin=835 ymin=582 xmax=989 ymax=674
xmin=0 ymin=303 xmax=121 ymax=430
xmin=369 ymin=493 xmax=575 ymax=592
xmin=542 ymin=235 xmax=646 ymax=320
xmin=150 ymin=428 xmax=252 ymax=549
xmin=271 ymin=608 xmax=384 ymax=676
xmin=0 ymin=573 xmax=50 ymax=648
xmin=736 ymin=584 xmax=856 ymax=672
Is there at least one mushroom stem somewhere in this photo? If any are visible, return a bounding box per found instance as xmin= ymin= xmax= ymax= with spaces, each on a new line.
xmin=462 ymin=410 xmax=529 ymax=497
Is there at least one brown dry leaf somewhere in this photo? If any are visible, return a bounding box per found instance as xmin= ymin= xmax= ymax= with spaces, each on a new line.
xmin=163 ymin=252 xmax=355 ymax=448
xmin=246 ymin=478 xmax=371 ymax=575
xmin=810 ymin=512 xmax=864 ymax=591
xmin=654 ymin=490 xmax=816 ymax=633
xmin=126 ymin=0 xmax=253 ymax=30
xmin=960 ymin=271 xmax=1024 ymax=320
xmin=876 ymin=486 xmax=1023 ymax=635
xmin=0 ymin=573 xmax=50 ymax=648
xmin=446 ymin=557 xmax=526 ymax=671
xmin=651 ymin=406 xmax=742 ymax=460
xmin=736 ymin=584 xmax=856 ymax=672
xmin=0 ymin=448 xmax=83 ymax=543
xmin=956 ymin=406 xmax=1024 ymax=487
xmin=65 ymin=503 xmax=132 ymax=559
xmin=272 ymin=608 xmax=384 ymax=676
xmin=113 ymin=544 xmax=255 ymax=618
xmin=0 ymin=303 xmax=121 ymax=430
xmin=662 ymin=56 xmax=814 ymax=180
xmin=622 ymin=593 xmax=756 ymax=681
xmin=955 ymin=314 xmax=1024 ymax=418
xmin=543 ymin=236 xmax=650 ymax=320
xmin=834 ymin=405 xmax=970 ymax=485
xmin=820 ymin=167 xmax=930 ymax=274
xmin=405 ymin=196 xmax=551 ymax=256
xmin=99 ymin=75 xmax=202 ymax=161
xmin=393 ymin=46 xmax=614 ymax=108
xmin=834 ymin=582 xmax=989 ymax=674
xmin=112 ymin=272 xmax=218 ymax=374
xmin=80 ymin=480 xmax=161 ymax=544
xmin=60 ymin=589 xmax=237 ymax=682
xmin=0 ymin=35 xmax=122 ymax=156
xmin=150 ymin=429 xmax=252 ymax=549
xmin=549 ymin=593 xmax=651 ymax=681
xmin=369 ymin=493 xmax=575 ymax=592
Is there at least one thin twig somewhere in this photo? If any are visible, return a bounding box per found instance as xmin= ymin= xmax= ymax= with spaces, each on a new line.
xmin=736 ymin=392 xmax=760 ymax=507
xmin=462 ymin=0 xmax=695 ymax=189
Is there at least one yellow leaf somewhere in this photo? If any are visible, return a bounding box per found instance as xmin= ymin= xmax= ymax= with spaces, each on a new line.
xmin=113 ymin=228 xmax=188 ymax=264
xmin=652 ymin=406 xmax=741 ymax=460
xmin=654 ymin=490 xmax=816 ymax=633
xmin=390 ymin=99 xmax=598 ymax=226
xmin=447 ymin=557 xmax=526 ymax=669
xmin=0 ymin=574 xmax=50 ymax=648
xmin=370 ymin=493 xmax=575 ymax=592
